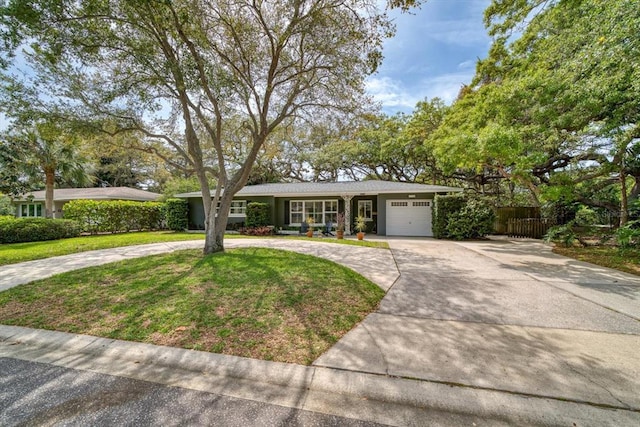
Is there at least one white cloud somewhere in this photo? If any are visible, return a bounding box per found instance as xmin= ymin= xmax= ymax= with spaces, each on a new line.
xmin=365 ymin=76 xmax=422 ymax=111
xmin=417 ymin=71 xmax=475 ymax=104
xmin=366 ymin=70 xmax=475 ymax=114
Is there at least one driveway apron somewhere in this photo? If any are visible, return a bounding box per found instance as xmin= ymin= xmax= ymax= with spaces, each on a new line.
xmin=314 ymin=238 xmax=640 ymax=412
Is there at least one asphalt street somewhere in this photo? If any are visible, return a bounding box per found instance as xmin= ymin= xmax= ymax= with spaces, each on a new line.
xmin=0 ymin=357 xmax=385 ymax=427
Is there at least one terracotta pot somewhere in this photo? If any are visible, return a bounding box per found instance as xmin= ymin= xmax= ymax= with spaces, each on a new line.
xmin=357 ymin=232 xmax=365 ymax=240
xmin=336 ymin=230 xmax=344 ymax=240
xmin=306 ymin=230 xmax=313 ymax=238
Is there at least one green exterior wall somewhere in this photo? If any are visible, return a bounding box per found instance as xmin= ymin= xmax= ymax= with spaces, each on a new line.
xmin=186 ymin=196 xmax=274 ymax=230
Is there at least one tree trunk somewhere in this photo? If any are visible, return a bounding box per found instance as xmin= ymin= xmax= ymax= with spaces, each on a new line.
xmin=203 ymin=192 xmax=232 ymax=255
xmin=620 ymin=169 xmax=629 ymax=226
xmin=629 ymin=174 xmax=640 ymax=202
xmin=45 ymin=168 xmax=55 ymax=218
xmin=203 ymin=222 xmax=225 ymax=254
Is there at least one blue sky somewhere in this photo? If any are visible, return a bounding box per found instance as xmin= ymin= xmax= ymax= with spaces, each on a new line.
xmin=367 ymin=0 xmax=492 ymax=114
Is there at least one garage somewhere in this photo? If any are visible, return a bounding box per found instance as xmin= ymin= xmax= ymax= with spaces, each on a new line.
xmin=386 ymin=199 xmax=433 ymax=237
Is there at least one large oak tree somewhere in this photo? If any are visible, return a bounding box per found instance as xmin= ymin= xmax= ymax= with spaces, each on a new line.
xmin=0 ymin=0 xmax=392 ymax=253
xmin=433 ymin=0 xmax=639 ymax=220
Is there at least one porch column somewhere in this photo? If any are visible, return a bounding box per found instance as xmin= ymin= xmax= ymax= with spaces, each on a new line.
xmin=341 ymin=194 xmax=354 ymax=235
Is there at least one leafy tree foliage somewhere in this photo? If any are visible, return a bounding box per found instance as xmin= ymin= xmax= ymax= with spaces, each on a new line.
xmin=434 ymin=0 xmax=639 ymax=223
xmin=299 ymin=98 xmax=449 ymax=183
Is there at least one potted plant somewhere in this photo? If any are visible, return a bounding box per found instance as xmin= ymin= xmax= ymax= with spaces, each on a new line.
xmin=355 ymin=215 xmax=367 ymax=240
xmin=306 ymin=217 xmax=315 ymax=238
xmin=336 ymin=212 xmax=345 ymax=239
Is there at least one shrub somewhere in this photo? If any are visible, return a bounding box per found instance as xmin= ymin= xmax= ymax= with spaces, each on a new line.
xmin=433 ymin=194 xmax=467 ymax=239
xmin=241 ymin=226 xmax=274 ymax=236
xmin=574 ymin=206 xmax=598 ymax=227
xmin=616 ymin=220 xmax=640 ymax=249
xmin=0 ymin=194 xmax=14 ymax=216
xmin=64 ymin=199 xmax=165 ymax=234
xmin=445 ymin=198 xmax=495 ymax=240
xmin=0 ymin=217 xmax=81 ymax=243
xmin=245 ymin=202 xmax=270 ymax=228
xmin=164 ymin=198 xmax=189 ymax=231
xmin=544 ymin=223 xmax=577 ymax=247
xmin=433 ymin=195 xmax=495 ymax=240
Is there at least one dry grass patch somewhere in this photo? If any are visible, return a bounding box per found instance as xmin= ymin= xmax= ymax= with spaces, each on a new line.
xmin=0 ymin=248 xmax=384 ymax=365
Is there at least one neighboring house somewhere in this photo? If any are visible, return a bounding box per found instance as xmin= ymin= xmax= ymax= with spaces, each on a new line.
xmin=13 ymin=187 xmax=162 ymax=219
xmin=176 ymin=181 xmax=462 ymax=237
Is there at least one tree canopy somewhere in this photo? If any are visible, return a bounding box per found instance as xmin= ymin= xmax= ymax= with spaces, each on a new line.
xmin=433 ymin=0 xmax=640 ymax=221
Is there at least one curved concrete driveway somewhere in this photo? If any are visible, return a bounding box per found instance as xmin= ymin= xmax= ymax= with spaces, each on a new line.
xmin=315 ymin=238 xmax=640 ymax=419
xmin=0 ymin=239 xmax=398 ymax=292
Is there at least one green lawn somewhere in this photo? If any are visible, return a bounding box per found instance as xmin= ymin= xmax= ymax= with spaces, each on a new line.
xmin=0 ymin=248 xmax=384 ymax=364
xmin=0 ymin=232 xmax=388 ymax=266
xmin=0 ymin=231 xmax=205 ymax=266
xmin=553 ymin=246 xmax=640 ymax=276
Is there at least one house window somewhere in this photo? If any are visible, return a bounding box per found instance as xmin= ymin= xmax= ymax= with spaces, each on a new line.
xmin=290 ymin=201 xmax=304 ymax=224
xmin=324 ymin=200 xmax=338 ymax=224
xmin=305 ymin=201 xmax=324 ymax=224
xmin=289 ymin=200 xmax=338 ymax=225
xmin=229 ymin=200 xmax=247 ymax=216
xmin=20 ymin=203 xmax=43 ymax=217
xmin=358 ymin=200 xmax=373 ymax=220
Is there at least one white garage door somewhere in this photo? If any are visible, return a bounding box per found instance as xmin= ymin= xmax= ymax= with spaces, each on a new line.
xmin=386 ymin=199 xmax=433 ymax=237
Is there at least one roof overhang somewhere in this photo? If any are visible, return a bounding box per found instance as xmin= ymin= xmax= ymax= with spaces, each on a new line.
xmin=175 ymin=188 xmax=463 ymax=199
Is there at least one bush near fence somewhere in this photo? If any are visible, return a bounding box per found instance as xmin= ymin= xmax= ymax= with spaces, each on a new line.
xmin=0 ymin=216 xmax=81 ymax=243
xmin=434 ymin=195 xmax=495 ymax=240
xmin=63 ymin=200 xmax=165 ymax=234
xmin=433 ymin=194 xmax=467 ymax=239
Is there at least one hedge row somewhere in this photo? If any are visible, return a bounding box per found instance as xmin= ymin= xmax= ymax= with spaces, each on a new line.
xmin=0 ymin=216 xmax=81 ymax=243
xmin=165 ymin=198 xmax=189 ymax=231
xmin=433 ymin=195 xmax=495 ymax=240
xmin=63 ymin=200 xmax=165 ymax=234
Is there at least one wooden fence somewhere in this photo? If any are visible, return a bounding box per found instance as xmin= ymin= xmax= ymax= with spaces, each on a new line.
xmin=494 ymin=207 xmax=541 ymax=234
xmin=507 ymin=218 xmax=556 ymax=239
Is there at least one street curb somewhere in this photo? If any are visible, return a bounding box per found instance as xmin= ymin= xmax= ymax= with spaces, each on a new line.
xmin=2 ymin=325 xmax=639 ymax=426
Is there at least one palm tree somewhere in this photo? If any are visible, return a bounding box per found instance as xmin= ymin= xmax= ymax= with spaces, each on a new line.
xmin=20 ymin=123 xmax=93 ymax=218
